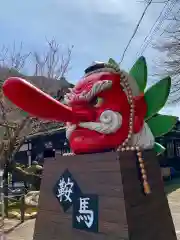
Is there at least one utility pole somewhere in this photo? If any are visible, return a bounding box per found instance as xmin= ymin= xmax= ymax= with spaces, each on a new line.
xmin=3 ymin=136 xmax=10 ymax=218
xmin=0 ymin=168 xmax=5 ymax=240
xmin=120 ymin=0 xmax=153 ymax=64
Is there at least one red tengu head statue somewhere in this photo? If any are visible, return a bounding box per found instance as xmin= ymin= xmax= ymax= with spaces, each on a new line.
xmin=2 ymin=62 xmax=147 ymax=154
xmin=65 ymin=63 xmax=131 ymax=153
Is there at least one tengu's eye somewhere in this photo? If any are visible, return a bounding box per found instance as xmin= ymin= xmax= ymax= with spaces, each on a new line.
xmin=90 ymin=97 xmax=103 ymax=107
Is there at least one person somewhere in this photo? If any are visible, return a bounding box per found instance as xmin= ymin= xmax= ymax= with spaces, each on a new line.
xmin=170 ymin=167 xmax=176 ymax=178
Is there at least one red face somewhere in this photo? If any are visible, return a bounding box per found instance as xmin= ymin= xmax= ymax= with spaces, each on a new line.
xmin=65 ymin=72 xmax=130 ymax=154
xmin=3 ymin=73 xmax=147 ymax=155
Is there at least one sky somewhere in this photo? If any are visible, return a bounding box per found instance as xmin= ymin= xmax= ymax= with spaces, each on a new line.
xmin=0 ymin=0 xmax=179 ymax=117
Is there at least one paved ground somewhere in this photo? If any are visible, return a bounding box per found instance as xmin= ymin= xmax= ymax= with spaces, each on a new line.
xmin=3 ymin=186 xmax=180 ymax=240
xmin=168 ymin=188 xmax=180 ymax=240
xmin=5 ymin=219 xmax=35 ymax=240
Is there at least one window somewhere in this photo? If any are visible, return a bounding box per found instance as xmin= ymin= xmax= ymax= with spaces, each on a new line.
xmin=44 ymin=141 xmax=53 ymax=149
xmin=176 ymin=142 xmax=180 ymax=157
xmin=166 ymin=141 xmax=174 ymax=158
xmin=19 ymin=144 xmax=28 ymax=152
xmin=175 ymin=122 xmax=180 ymax=131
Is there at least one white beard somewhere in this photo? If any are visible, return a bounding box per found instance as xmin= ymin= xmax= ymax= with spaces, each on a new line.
xmin=129 ymin=122 xmax=155 ymax=149
xmin=66 ymin=110 xmax=155 ymax=150
xmin=66 ymin=110 xmax=123 ymax=139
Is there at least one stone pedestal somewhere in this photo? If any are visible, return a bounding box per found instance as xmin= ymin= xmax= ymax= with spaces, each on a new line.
xmin=33 ymin=150 xmax=177 ymax=240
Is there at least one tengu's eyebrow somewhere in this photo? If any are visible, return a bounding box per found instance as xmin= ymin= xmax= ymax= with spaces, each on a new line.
xmin=64 ymin=80 xmax=112 ymax=104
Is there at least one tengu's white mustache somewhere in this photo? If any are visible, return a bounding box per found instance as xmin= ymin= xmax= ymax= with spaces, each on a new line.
xmin=66 ymin=110 xmax=122 ymax=140
xmin=79 ymin=110 xmax=122 ymax=134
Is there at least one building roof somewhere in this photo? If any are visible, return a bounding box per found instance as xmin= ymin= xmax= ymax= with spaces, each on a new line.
xmin=25 ymin=126 xmax=66 ymax=141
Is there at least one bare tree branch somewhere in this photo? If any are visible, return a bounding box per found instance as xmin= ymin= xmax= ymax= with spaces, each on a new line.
xmin=0 ymin=38 xmax=73 ymax=168
xmin=0 ymin=42 xmax=31 ymax=72
xmin=9 ymin=42 xmax=31 ymax=71
xmin=33 ymin=38 xmax=73 ymax=80
xmin=152 ymin=6 xmax=180 ymax=104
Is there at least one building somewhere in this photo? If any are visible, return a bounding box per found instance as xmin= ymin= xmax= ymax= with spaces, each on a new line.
xmin=157 ymin=120 xmax=180 ymax=170
xmin=14 ymin=121 xmax=180 ymax=170
xmin=14 ymin=127 xmax=70 ymax=166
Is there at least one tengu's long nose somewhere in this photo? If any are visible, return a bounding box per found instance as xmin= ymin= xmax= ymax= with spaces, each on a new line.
xmin=2 ymin=77 xmax=90 ymax=123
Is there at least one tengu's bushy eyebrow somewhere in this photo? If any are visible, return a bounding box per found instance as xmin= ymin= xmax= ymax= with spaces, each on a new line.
xmin=64 ymin=80 xmax=112 ymax=104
